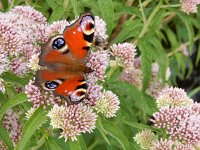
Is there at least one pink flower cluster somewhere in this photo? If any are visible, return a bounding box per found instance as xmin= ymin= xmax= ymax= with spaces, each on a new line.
xmin=48 ymin=103 xmax=97 ymax=141
xmin=110 ymin=43 xmax=170 ymax=99
xmin=3 ymin=109 xmax=23 ymax=146
xmin=25 ymin=80 xmax=63 ymax=108
xmin=180 ymin=0 xmax=200 ymax=13
xmin=0 ymin=6 xmax=48 ymax=76
xmin=150 ymin=87 xmax=200 ymax=148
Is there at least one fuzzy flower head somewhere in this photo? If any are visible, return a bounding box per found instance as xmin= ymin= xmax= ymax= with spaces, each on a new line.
xmin=94 ymin=16 xmax=108 ymax=40
xmin=25 ymin=107 xmax=36 ymax=120
xmin=156 ymin=87 xmax=193 ymax=108
xmin=0 ymin=52 xmax=9 ymax=75
xmin=46 ymin=20 xmax=70 ymax=37
xmin=174 ymin=143 xmax=196 ymax=150
xmin=0 ymin=140 xmax=7 ymax=150
xmin=9 ymin=57 xmax=28 ymax=76
xmin=146 ymin=79 xmax=168 ymax=99
xmin=111 ymin=43 xmax=137 ymax=68
xmin=27 ymin=53 xmax=40 ymax=71
xmin=11 ymin=6 xmax=47 ymax=23
xmin=120 ymin=67 xmax=143 ymax=90
xmin=134 ymin=130 xmax=158 ymax=150
xmin=94 ymin=90 xmax=120 ymax=118
xmin=0 ymin=22 xmax=22 ymax=56
xmin=25 ymin=80 xmax=62 ymax=108
xmin=87 ymin=50 xmax=109 ymax=80
xmin=3 ymin=109 xmax=23 ymax=146
xmin=151 ymin=105 xmax=200 ymax=144
xmin=150 ymin=138 xmax=173 ymax=150
xmin=48 ymin=103 xmax=97 ymax=141
xmin=0 ymin=78 xmax=5 ymax=93
xmin=180 ymin=0 xmax=200 ymax=14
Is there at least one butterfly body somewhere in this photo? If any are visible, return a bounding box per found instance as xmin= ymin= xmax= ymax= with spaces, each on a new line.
xmin=35 ymin=13 xmax=95 ymax=104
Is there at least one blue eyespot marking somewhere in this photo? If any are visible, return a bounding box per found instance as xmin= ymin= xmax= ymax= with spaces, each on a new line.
xmin=45 ymin=81 xmax=59 ymax=89
xmin=52 ymin=38 xmax=65 ymax=49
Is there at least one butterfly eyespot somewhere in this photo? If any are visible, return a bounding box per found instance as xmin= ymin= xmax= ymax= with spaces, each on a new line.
xmin=45 ymin=81 xmax=59 ymax=90
xmin=52 ymin=38 xmax=65 ymax=49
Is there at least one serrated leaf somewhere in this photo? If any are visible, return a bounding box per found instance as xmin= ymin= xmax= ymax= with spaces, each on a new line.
xmin=96 ymin=117 xmax=110 ymax=145
xmin=68 ymin=135 xmax=87 ymax=150
xmin=102 ymin=119 xmax=130 ymax=150
xmin=69 ymin=139 xmax=82 ymax=150
xmin=164 ymin=26 xmax=179 ymax=49
xmin=98 ymin=0 xmax=114 ymax=36
xmin=149 ymin=9 xmax=165 ymax=31
xmin=138 ymin=40 xmax=152 ymax=90
xmin=195 ymin=41 xmax=200 ymax=66
xmin=188 ymin=86 xmax=200 ymax=97
xmin=148 ymin=37 xmax=168 ymax=81
xmin=77 ymin=135 xmax=87 ymax=150
xmin=45 ymin=137 xmax=62 ymax=150
xmin=45 ymin=0 xmax=59 ymax=10
xmin=70 ymin=0 xmax=79 ymax=16
xmin=177 ymin=12 xmax=194 ymax=53
xmin=0 ymin=124 xmax=14 ymax=150
xmin=108 ymin=81 xmax=151 ymax=119
xmin=114 ymin=19 xmax=142 ymax=43
xmin=48 ymin=6 xmax=65 ymax=23
xmin=1 ymin=72 xmax=30 ymax=86
xmin=115 ymin=6 xmax=142 ymax=19
xmin=122 ymin=120 xmax=155 ymax=131
xmin=15 ymin=107 xmax=47 ymax=150
xmin=0 ymin=93 xmax=27 ymax=121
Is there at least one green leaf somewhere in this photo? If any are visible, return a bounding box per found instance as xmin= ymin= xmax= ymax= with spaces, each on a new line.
xmin=98 ymin=0 xmax=114 ymax=36
xmin=164 ymin=26 xmax=179 ymax=49
xmin=45 ymin=137 xmax=62 ymax=150
xmin=195 ymin=41 xmax=200 ymax=66
xmin=0 ymin=124 xmax=14 ymax=150
xmin=70 ymin=0 xmax=79 ymax=16
xmin=45 ymin=0 xmax=59 ymax=10
xmin=1 ymin=72 xmax=30 ymax=86
xmin=102 ymin=118 xmax=130 ymax=150
xmin=77 ymin=135 xmax=87 ymax=150
xmin=0 ymin=93 xmax=27 ymax=121
xmin=1 ymin=0 xmax=9 ymax=11
xmin=0 ymin=92 xmax=8 ymax=105
xmin=149 ymin=9 xmax=166 ymax=31
xmin=177 ymin=11 xmax=194 ymax=53
xmin=114 ymin=19 xmax=142 ymax=43
xmin=115 ymin=6 xmax=142 ymax=19
xmin=122 ymin=120 xmax=155 ymax=131
xmin=188 ymin=86 xmax=200 ymax=97
xmin=68 ymin=135 xmax=87 ymax=150
xmin=138 ymin=40 xmax=152 ymax=90
xmin=69 ymin=139 xmax=82 ymax=150
xmin=15 ymin=107 xmax=47 ymax=150
xmin=48 ymin=6 xmax=65 ymax=23
xmin=96 ymin=117 xmax=110 ymax=145
xmin=148 ymin=37 xmax=169 ymax=81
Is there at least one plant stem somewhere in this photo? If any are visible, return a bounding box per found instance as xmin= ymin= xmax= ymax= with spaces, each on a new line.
xmin=134 ymin=1 xmax=162 ymax=44
xmin=139 ymin=0 xmax=147 ymax=23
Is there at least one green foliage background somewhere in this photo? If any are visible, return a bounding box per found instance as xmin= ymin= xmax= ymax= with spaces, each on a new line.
xmin=0 ymin=0 xmax=200 ymax=149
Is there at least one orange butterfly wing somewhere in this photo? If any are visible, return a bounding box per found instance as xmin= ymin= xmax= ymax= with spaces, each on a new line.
xmin=35 ymin=13 xmax=95 ymax=104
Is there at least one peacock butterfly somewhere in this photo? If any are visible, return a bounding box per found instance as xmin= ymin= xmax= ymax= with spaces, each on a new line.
xmin=35 ymin=13 xmax=95 ymax=104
